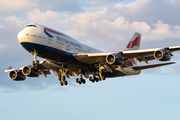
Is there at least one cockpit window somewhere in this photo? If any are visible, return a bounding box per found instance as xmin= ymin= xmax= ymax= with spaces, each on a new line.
xmin=27 ymin=25 xmax=37 ymax=27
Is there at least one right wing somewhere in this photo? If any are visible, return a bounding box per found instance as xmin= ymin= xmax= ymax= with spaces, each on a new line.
xmin=4 ymin=60 xmax=79 ymax=81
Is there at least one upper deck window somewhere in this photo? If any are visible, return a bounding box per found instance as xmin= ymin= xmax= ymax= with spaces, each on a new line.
xmin=27 ymin=25 xmax=37 ymax=27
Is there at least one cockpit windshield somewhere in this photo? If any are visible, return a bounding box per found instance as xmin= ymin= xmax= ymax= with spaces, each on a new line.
xmin=27 ymin=25 xmax=37 ymax=27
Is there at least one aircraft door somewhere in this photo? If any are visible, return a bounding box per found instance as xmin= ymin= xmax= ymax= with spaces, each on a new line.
xmin=66 ymin=45 xmax=71 ymax=51
xmin=48 ymin=38 xmax=53 ymax=44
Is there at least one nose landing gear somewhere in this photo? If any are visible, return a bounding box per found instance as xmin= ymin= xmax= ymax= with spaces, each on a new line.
xmin=32 ymin=50 xmax=39 ymax=67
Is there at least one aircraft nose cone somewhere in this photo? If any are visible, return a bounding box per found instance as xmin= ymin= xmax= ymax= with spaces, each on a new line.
xmin=17 ymin=30 xmax=25 ymax=43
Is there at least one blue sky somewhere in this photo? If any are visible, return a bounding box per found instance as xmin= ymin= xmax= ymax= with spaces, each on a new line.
xmin=1 ymin=0 xmax=180 ymax=120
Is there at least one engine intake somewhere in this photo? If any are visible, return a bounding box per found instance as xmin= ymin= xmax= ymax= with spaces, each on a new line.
xmin=154 ymin=49 xmax=171 ymax=61
xmin=106 ymin=54 xmax=123 ymax=65
xmin=9 ymin=70 xmax=26 ymax=81
xmin=22 ymin=66 xmax=40 ymax=77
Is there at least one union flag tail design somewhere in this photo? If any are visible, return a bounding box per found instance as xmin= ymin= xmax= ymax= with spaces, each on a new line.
xmin=124 ymin=32 xmax=141 ymax=65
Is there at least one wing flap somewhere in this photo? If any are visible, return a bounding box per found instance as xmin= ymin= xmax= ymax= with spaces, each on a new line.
xmin=132 ymin=62 xmax=175 ymax=70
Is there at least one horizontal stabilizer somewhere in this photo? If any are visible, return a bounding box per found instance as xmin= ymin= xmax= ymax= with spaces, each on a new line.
xmin=132 ymin=62 xmax=175 ymax=70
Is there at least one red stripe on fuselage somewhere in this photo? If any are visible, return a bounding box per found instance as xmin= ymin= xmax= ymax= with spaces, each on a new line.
xmin=44 ymin=28 xmax=64 ymax=35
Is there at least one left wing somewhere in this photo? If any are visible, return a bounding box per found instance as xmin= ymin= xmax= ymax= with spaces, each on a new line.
xmin=73 ymin=46 xmax=180 ymax=64
xmin=132 ymin=62 xmax=175 ymax=70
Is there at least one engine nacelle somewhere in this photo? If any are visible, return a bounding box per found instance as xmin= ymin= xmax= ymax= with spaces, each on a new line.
xmin=106 ymin=54 xmax=123 ymax=65
xmin=22 ymin=66 xmax=40 ymax=77
xmin=154 ymin=49 xmax=171 ymax=61
xmin=9 ymin=70 xmax=26 ymax=81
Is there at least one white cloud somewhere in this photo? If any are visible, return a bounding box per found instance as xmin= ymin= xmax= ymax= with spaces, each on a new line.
xmin=0 ymin=0 xmax=37 ymax=13
xmin=168 ymin=0 xmax=180 ymax=6
xmin=5 ymin=15 xmax=25 ymax=27
xmin=28 ymin=9 xmax=60 ymax=22
xmin=87 ymin=0 xmax=124 ymax=5
xmin=3 ymin=88 xmax=21 ymax=93
xmin=0 ymin=45 xmax=5 ymax=48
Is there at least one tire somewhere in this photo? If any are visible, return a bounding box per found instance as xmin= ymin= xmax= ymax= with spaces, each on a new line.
xmin=60 ymin=81 xmax=63 ymax=86
xmin=82 ymin=79 xmax=86 ymax=84
xmin=76 ymin=78 xmax=79 ymax=83
xmin=36 ymin=60 xmax=39 ymax=65
xmin=102 ymin=76 xmax=106 ymax=80
xmin=89 ymin=76 xmax=92 ymax=81
xmin=64 ymin=81 xmax=68 ymax=85
xmin=33 ymin=61 xmax=35 ymax=66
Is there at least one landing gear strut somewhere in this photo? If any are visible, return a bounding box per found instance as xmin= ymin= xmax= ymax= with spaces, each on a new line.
xmin=32 ymin=50 xmax=39 ymax=66
xmin=59 ymin=68 xmax=68 ymax=86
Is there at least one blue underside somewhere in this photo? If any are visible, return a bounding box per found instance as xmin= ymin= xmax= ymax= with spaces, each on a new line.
xmin=21 ymin=42 xmax=125 ymax=77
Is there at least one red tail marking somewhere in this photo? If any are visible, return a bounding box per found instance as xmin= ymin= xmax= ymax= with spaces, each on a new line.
xmin=129 ymin=59 xmax=137 ymax=65
xmin=126 ymin=37 xmax=140 ymax=48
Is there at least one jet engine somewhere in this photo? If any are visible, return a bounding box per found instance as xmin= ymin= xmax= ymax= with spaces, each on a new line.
xmin=106 ymin=54 xmax=123 ymax=65
xmin=154 ymin=49 xmax=171 ymax=61
xmin=9 ymin=70 xmax=26 ymax=81
xmin=22 ymin=66 xmax=40 ymax=77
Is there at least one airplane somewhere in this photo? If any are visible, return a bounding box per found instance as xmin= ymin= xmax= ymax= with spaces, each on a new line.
xmin=4 ymin=23 xmax=180 ymax=86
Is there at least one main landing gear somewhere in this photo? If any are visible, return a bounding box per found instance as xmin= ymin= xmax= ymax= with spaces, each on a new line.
xmin=54 ymin=64 xmax=106 ymax=86
xmin=89 ymin=72 xmax=106 ymax=83
xmin=76 ymin=68 xmax=86 ymax=85
xmin=89 ymin=63 xmax=106 ymax=83
xmin=76 ymin=74 xmax=86 ymax=84
xmin=54 ymin=68 xmax=68 ymax=86
xmin=60 ymin=76 xmax=68 ymax=86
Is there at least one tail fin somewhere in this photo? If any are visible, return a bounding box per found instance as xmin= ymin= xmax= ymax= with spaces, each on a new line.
xmin=125 ymin=32 xmax=141 ymax=51
xmin=124 ymin=32 xmax=141 ymax=65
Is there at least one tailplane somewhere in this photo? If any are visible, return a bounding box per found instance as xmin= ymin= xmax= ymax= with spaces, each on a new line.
xmin=124 ymin=32 xmax=141 ymax=65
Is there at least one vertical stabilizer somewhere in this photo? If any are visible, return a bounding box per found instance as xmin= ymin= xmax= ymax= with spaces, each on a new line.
xmin=124 ymin=32 xmax=141 ymax=65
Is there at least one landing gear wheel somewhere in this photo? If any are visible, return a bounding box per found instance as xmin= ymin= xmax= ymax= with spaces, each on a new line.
xmin=76 ymin=78 xmax=79 ymax=83
xmin=102 ymin=76 xmax=106 ymax=80
xmin=33 ymin=61 xmax=35 ymax=66
xmin=82 ymin=79 xmax=86 ymax=84
xmin=89 ymin=76 xmax=92 ymax=81
xmin=64 ymin=81 xmax=68 ymax=85
xmin=33 ymin=60 xmax=39 ymax=66
xmin=60 ymin=81 xmax=63 ymax=86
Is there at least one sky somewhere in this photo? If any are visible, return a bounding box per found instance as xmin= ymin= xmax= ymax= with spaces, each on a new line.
xmin=0 ymin=0 xmax=180 ymax=120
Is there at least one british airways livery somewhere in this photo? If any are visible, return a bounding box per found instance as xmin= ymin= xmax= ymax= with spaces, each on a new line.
xmin=5 ymin=23 xmax=180 ymax=86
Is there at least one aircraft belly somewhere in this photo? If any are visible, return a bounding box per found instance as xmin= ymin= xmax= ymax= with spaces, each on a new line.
xmin=104 ymin=67 xmax=140 ymax=78
xmin=104 ymin=70 xmax=126 ymax=78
